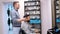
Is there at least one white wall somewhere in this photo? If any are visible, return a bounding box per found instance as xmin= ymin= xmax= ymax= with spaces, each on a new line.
xmin=0 ymin=2 xmax=4 ymax=34
xmin=40 ymin=0 xmax=52 ymax=34
xmin=18 ymin=0 xmax=28 ymax=18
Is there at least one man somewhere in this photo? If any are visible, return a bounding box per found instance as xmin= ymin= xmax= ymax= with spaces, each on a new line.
xmin=10 ymin=1 xmax=25 ymax=34
xmin=21 ymin=14 xmax=39 ymax=34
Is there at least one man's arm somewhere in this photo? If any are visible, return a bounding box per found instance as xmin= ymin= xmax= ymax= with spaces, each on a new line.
xmin=10 ymin=11 xmax=25 ymax=23
xmin=17 ymin=18 xmax=26 ymax=22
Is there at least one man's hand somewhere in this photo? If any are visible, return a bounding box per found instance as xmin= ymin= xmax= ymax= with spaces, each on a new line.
xmin=20 ymin=18 xmax=26 ymax=21
xmin=36 ymin=33 xmax=40 ymax=34
xmin=17 ymin=18 xmax=26 ymax=22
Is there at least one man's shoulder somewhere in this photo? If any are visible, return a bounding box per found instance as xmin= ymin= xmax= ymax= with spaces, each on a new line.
xmin=11 ymin=9 xmax=16 ymax=13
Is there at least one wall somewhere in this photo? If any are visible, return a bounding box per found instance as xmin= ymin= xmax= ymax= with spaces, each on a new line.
xmin=40 ymin=0 xmax=52 ymax=34
xmin=52 ymin=0 xmax=55 ymax=28
xmin=18 ymin=0 xmax=28 ymax=18
xmin=0 ymin=2 xmax=4 ymax=34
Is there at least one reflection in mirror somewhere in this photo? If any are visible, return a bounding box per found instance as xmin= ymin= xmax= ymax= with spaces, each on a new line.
xmin=47 ymin=0 xmax=60 ymax=34
xmin=54 ymin=0 xmax=60 ymax=33
xmin=55 ymin=0 xmax=60 ymax=29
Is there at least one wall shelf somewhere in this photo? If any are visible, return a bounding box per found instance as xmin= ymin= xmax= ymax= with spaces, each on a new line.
xmin=24 ymin=0 xmax=41 ymax=34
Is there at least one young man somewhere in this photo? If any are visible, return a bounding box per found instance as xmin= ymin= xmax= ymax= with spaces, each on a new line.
xmin=21 ymin=14 xmax=39 ymax=34
xmin=10 ymin=1 xmax=25 ymax=34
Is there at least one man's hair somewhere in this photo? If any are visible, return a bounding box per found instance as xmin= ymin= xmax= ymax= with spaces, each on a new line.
xmin=24 ymin=14 xmax=30 ymax=18
xmin=13 ymin=1 xmax=19 ymax=7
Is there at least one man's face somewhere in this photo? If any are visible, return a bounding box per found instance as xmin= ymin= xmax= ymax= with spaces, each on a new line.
xmin=14 ymin=3 xmax=20 ymax=10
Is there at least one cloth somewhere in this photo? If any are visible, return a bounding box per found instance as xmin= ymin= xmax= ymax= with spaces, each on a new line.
xmin=10 ymin=9 xmax=21 ymax=27
xmin=21 ymin=21 xmax=36 ymax=34
xmin=13 ymin=27 xmax=20 ymax=34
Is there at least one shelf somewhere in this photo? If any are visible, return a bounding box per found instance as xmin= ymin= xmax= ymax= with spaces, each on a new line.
xmin=56 ymin=10 xmax=60 ymax=12
xmin=30 ymin=14 xmax=40 ymax=16
xmin=56 ymin=0 xmax=59 ymax=1
xmin=25 ymin=6 xmax=40 ymax=9
xmin=24 ymin=11 xmax=40 ymax=12
xmin=24 ymin=13 xmax=40 ymax=15
xmin=24 ymin=1 xmax=40 ymax=3
xmin=56 ymin=13 xmax=60 ymax=15
xmin=30 ymin=18 xmax=40 ymax=19
xmin=25 ymin=9 xmax=40 ymax=11
xmin=56 ymin=15 xmax=60 ymax=18
xmin=30 ymin=16 xmax=40 ymax=19
xmin=56 ymin=9 xmax=59 ymax=10
xmin=56 ymin=22 xmax=60 ymax=23
xmin=25 ymin=13 xmax=40 ymax=15
xmin=30 ymin=23 xmax=41 ymax=24
xmin=56 ymin=4 xmax=59 ymax=6
xmin=25 ymin=5 xmax=40 ymax=7
xmin=24 ymin=2 xmax=40 ymax=6
xmin=24 ymin=1 xmax=41 ymax=26
xmin=56 ymin=0 xmax=59 ymax=4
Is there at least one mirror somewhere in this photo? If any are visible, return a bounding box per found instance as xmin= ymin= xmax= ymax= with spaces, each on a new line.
xmin=52 ymin=0 xmax=60 ymax=32
xmin=3 ymin=0 xmax=41 ymax=34
xmin=47 ymin=0 xmax=60 ymax=34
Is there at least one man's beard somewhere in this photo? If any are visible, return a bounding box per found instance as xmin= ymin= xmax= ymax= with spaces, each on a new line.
xmin=17 ymin=7 xmax=19 ymax=9
xmin=16 ymin=8 xmax=19 ymax=11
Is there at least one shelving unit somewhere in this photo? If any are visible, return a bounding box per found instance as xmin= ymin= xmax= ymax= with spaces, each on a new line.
xmin=24 ymin=0 xmax=41 ymax=34
xmin=55 ymin=0 xmax=60 ymax=28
